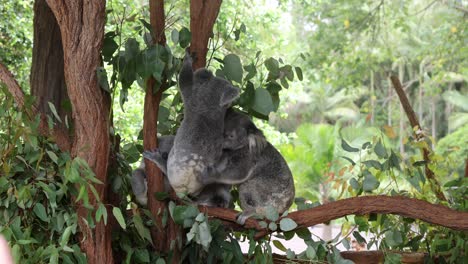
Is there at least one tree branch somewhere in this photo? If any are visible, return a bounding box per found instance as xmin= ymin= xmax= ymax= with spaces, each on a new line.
xmin=390 ymin=76 xmax=447 ymax=202
xmin=190 ymin=0 xmax=222 ymax=69
xmin=0 ymin=62 xmax=71 ymax=151
xmin=202 ymin=196 xmax=468 ymax=239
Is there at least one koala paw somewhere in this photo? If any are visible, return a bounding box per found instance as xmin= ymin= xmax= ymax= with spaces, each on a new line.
xmin=199 ymin=166 xmax=216 ymax=185
xmin=143 ymin=149 xmax=161 ymax=162
xmin=236 ymin=212 xmax=248 ymax=225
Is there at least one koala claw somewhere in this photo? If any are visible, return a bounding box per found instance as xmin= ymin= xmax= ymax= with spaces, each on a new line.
xmin=143 ymin=149 xmax=161 ymax=161
xmin=236 ymin=212 xmax=248 ymax=225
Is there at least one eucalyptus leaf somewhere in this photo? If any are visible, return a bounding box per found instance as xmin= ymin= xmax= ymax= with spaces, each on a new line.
xmin=223 ymin=54 xmax=243 ymax=84
xmin=279 ymin=218 xmax=297 ymax=231
xmin=112 ymin=207 xmax=126 ymax=230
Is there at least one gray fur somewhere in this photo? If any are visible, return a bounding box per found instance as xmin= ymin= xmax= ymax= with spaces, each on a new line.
xmin=166 ymin=52 xmax=239 ymax=195
xmin=199 ymin=109 xmax=295 ymax=225
xmin=135 ymin=135 xmax=232 ymax=208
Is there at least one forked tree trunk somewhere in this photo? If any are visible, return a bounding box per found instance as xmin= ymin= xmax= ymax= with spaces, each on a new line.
xmin=44 ymin=1 xmax=113 ymax=263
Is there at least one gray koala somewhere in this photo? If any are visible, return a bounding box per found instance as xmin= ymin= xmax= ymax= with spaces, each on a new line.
xmin=199 ymin=109 xmax=295 ymax=225
xmin=165 ymin=51 xmax=239 ymax=195
xmin=132 ymin=135 xmax=232 ymax=208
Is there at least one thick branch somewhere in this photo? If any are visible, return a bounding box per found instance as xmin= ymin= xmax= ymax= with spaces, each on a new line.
xmin=203 ymin=196 xmax=468 ymax=239
xmin=190 ymin=0 xmax=222 ymax=69
xmin=390 ymin=76 xmax=447 ymax=202
xmin=145 ymin=0 xmax=181 ymax=257
xmin=0 ymin=62 xmax=71 ymax=151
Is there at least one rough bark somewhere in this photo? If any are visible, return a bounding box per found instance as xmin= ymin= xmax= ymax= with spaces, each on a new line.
xmin=190 ymin=0 xmax=222 ymax=69
xmin=145 ymin=1 xmax=182 ymax=258
xmin=202 ymin=196 xmax=468 ymax=240
xmin=44 ymin=1 xmax=112 ymax=263
xmin=390 ymin=76 xmax=447 ymax=202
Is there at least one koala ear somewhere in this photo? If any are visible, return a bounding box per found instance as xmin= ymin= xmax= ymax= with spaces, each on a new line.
xmin=220 ymin=86 xmax=240 ymax=107
xmin=194 ymin=68 xmax=213 ymax=82
xmin=179 ymin=54 xmax=194 ymax=89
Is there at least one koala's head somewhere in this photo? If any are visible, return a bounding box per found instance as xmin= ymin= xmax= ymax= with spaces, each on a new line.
xmin=157 ymin=135 xmax=175 ymax=159
xmin=179 ymin=52 xmax=239 ymax=114
xmin=223 ymin=109 xmax=267 ymax=152
xmin=191 ymin=68 xmax=240 ymax=111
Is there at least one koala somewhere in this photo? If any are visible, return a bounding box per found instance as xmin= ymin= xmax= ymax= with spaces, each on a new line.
xmin=134 ymin=136 xmax=232 ymax=208
xmin=165 ymin=51 xmax=239 ymax=195
xmin=199 ymin=109 xmax=295 ymax=225
xmin=131 ymin=135 xmax=175 ymax=205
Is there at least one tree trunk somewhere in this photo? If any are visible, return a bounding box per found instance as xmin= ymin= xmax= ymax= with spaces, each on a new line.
xmin=190 ymin=0 xmax=222 ymax=69
xmin=44 ymin=1 xmax=113 ymax=263
xmin=30 ymin=0 xmax=69 ymax=122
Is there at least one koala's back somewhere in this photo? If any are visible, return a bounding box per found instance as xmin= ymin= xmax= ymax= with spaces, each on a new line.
xmin=238 ymin=142 xmax=295 ymax=215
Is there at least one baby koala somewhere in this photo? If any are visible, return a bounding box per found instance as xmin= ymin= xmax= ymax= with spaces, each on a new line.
xmin=138 ymin=136 xmax=232 ymax=208
xmin=200 ymin=109 xmax=295 ymax=225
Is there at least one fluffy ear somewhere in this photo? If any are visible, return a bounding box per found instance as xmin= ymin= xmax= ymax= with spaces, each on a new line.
xmin=220 ymin=86 xmax=240 ymax=107
xmin=179 ymin=51 xmax=193 ymax=89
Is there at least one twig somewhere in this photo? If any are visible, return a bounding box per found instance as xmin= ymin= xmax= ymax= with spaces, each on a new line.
xmin=390 ymin=76 xmax=447 ymax=202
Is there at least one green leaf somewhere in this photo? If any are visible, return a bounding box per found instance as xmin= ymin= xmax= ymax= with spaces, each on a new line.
xmin=60 ymin=226 xmax=73 ymax=247
xmin=340 ymin=156 xmax=356 ymax=165
xmin=295 ymin=66 xmax=303 ymax=81
xmin=46 ymin=151 xmax=59 ymax=164
xmin=33 ymin=203 xmax=49 ymax=222
xmin=198 ymin=221 xmax=212 ymax=251
xmin=223 ymin=54 xmax=243 ymax=84
xmin=102 ymin=33 xmax=118 ymax=61
xmin=47 ymin=102 xmax=62 ymax=122
xmin=279 ymin=218 xmax=297 ymax=232
xmin=243 ymin=63 xmax=257 ymax=80
xmin=155 ymin=258 xmax=166 ymax=264
xmin=268 ymin=222 xmax=278 ymax=231
xmin=96 ymin=203 xmax=108 ymax=225
xmin=281 ymin=65 xmax=294 ymax=81
xmin=171 ymin=29 xmax=179 ymax=44
xmin=363 ymin=160 xmax=382 ymax=170
xmin=349 ymin=178 xmax=360 ymax=190
xmin=374 ymin=140 xmax=388 ymax=158
xmin=341 ymin=139 xmax=359 ymax=152
xmin=252 ymin=88 xmax=274 ymax=116
xmin=112 ymin=207 xmax=126 ymax=230
xmin=295 ymin=227 xmax=311 ymax=240
xmin=264 ymin=57 xmax=279 ymax=73
xmin=265 ymin=205 xmax=279 ymax=221
xmin=124 ymin=38 xmax=139 ymax=61
xmin=134 ymin=214 xmax=153 ymax=244
xmin=353 ymin=231 xmax=367 ymax=244
xmin=154 ymin=191 xmax=169 ymax=201
xmin=179 ymin=27 xmax=191 ymax=48
xmin=273 ymin=240 xmax=287 ymax=252
xmin=363 ymin=173 xmax=379 ymax=192
xmin=389 ymin=151 xmax=401 ymax=170
xmin=306 ymin=245 xmax=316 ymax=259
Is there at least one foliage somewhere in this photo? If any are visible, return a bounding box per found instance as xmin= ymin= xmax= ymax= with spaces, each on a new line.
xmin=0 ymin=87 xmax=104 ymax=263
xmin=0 ymin=0 xmax=33 ymax=88
xmin=0 ymin=0 xmax=466 ymax=263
